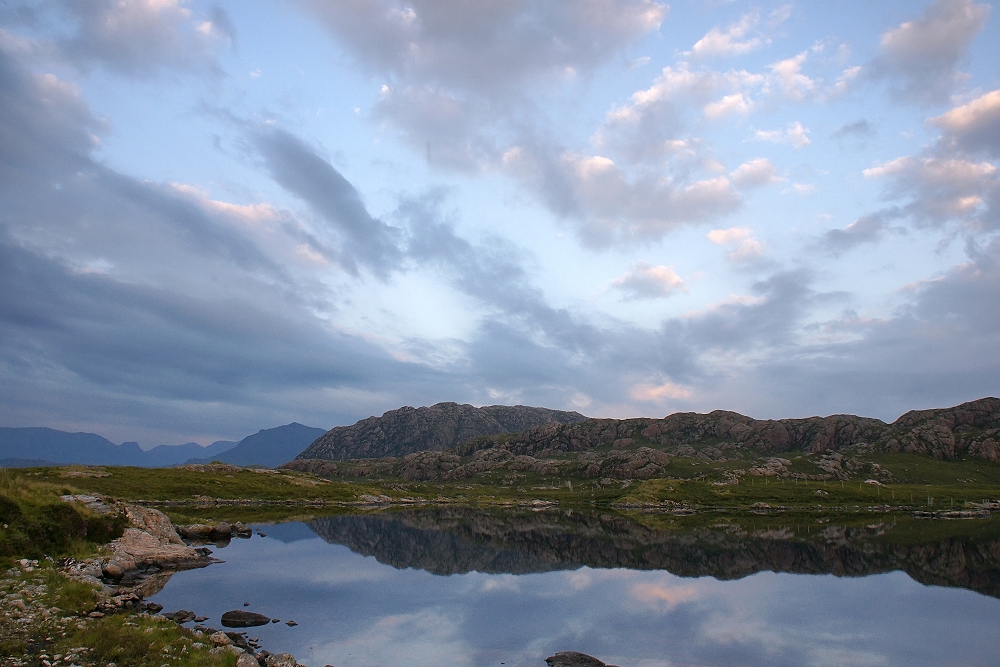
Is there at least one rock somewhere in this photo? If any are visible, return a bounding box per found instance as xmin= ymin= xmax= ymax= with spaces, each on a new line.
xmin=101 ymin=562 xmax=124 ymax=579
xmin=232 ymin=522 xmax=252 ymax=538
xmin=163 ymin=609 xmax=196 ymax=623
xmin=177 ymin=524 xmax=216 ymax=540
xmin=209 ymin=631 xmax=233 ymax=646
xmin=285 ymin=620 xmax=297 ymax=626
xmin=236 ymin=654 xmax=260 ymax=667
xmin=104 ymin=505 xmax=207 ymax=577
xmin=143 ymin=602 xmax=163 ymax=613
xmin=221 ymin=610 xmax=272 ymax=627
xmin=546 ymin=652 xmax=617 ymax=667
xmin=264 ymin=654 xmax=300 ymax=667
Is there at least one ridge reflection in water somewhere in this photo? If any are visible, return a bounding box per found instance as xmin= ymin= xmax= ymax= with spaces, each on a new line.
xmin=150 ymin=509 xmax=1000 ymax=667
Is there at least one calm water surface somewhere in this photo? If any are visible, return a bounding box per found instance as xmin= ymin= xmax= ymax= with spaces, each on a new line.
xmin=150 ymin=510 xmax=1000 ymax=667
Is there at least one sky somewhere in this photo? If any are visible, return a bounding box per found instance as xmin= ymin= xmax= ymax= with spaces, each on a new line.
xmin=1 ymin=0 xmax=999 ymax=446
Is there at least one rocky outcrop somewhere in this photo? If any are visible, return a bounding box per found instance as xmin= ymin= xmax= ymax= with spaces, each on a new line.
xmin=882 ymin=397 xmax=1000 ymax=460
xmin=298 ymin=402 xmax=588 ymax=461
xmin=104 ymin=505 xmax=205 ymax=576
xmin=59 ymin=497 xmax=214 ymax=598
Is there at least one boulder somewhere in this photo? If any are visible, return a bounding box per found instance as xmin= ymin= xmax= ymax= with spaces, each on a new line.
xmin=221 ymin=610 xmax=272 ymax=627
xmin=163 ymin=609 xmax=196 ymax=623
xmin=236 ymin=654 xmax=260 ymax=667
xmin=209 ymin=631 xmax=233 ymax=646
xmin=264 ymin=654 xmax=300 ymax=667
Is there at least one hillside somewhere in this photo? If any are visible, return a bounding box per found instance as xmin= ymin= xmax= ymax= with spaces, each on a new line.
xmin=439 ymin=397 xmax=1000 ymax=462
xmin=299 ymin=402 xmax=588 ymax=460
xmin=286 ymin=398 xmax=1000 ymax=485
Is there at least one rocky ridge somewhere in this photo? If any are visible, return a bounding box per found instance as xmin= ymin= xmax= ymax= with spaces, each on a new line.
xmin=298 ymin=402 xmax=588 ymax=461
xmin=286 ymin=398 xmax=1000 ymax=484
xmin=456 ymin=397 xmax=1000 ymax=461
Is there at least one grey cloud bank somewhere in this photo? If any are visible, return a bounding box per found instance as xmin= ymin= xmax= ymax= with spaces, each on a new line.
xmin=0 ymin=1 xmax=998 ymax=444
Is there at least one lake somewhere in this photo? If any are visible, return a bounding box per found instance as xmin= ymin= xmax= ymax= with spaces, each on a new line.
xmin=149 ymin=508 xmax=1000 ymax=667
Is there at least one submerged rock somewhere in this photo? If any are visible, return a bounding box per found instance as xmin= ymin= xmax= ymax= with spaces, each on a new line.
xmin=221 ymin=610 xmax=272 ymax=627
xmin=546 ymin=651 xmax=620 ymax=667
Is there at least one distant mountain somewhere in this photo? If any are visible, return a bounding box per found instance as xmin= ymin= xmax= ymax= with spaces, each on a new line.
xmin=0 ymin=427 xmax=237 ymax=467
xmin=189 ymin=423 xmax=327 ymax=468
xmin=0 ymin=427 xmax=146 ymax=466
xmin=298 ymin=402 xmax=589 ymax=461
xmin=142 ymin=440 xmax=237 ymax=467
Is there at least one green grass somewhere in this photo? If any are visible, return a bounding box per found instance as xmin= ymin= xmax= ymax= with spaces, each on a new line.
xmin=61 ymin=614 xmax=236 ymax=667
xmin=615 ymin=475 xmax=998 ymax=510
xmin=23 ymin=465 xmax=377 ymax=502
xmin=0 ymin=468 xmax=127 ymax=567
xmin=7 ymin=448 xmax=1000 ymax=518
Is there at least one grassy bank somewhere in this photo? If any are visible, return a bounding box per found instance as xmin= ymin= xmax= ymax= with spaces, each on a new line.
xmin=0 ymin=468 xmax=127 ymax=568
xmin=8 ymin=452 xmax=998 ymax=523
xmin=0 ymin=470 xmax=241 ymax=667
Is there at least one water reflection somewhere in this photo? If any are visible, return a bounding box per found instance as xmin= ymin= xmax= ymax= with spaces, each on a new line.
xmin=150 ymin=509 xmax=1000 ymax=667
xmin=305 ymin=508 xmax=1000 ymax=596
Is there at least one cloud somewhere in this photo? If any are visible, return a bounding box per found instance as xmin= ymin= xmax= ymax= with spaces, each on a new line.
xmin=612 ymin=262 xmax=685 ymax=300
xmin=832 ymin=119 xmax=875 ymax=144
xmin=296 ymin=0 xmax=665 ymax=94
xmin=707 ymin=227 xmax=764 ymax=262
xmin=629 ymin=380 xmax=693 ymax=403
xmin=51 ymin=0 xmax=230 ymax=76
xmin=704 ymin=92 xmax=754 ymax=118
xmin=872 ymin=0 xmax=990 ymax=105
xmin=730 ymin=159 xmax=781 ymax=189
xmin=690 ymin=10 xmax=763 ymax=59
xmin=815 ymin=212 xmax=904 ymax=254
xmin=251 ymin=127 xmax=405 ymax=278
xmin=373 ymin=84 xmax=499 ymax=170
xmin=0 ymin=44 xmax=452 ymax=442
xmin=864 ymin=155 xmax=998 ymax=229
xmin=502 ymin=146 xmax=742 ymax=247
xmin=596 ymin=64 xmax=756 ymax=162
xmin=745 ymin=236 xmax=1000 ymax=421
xmin=930 ymin=89 xmax=1000 ymax=158
xmin=753 ymin=121 xmax=811 ymax=149
xmin=765 ymin=52 xmax=816 ymax=101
